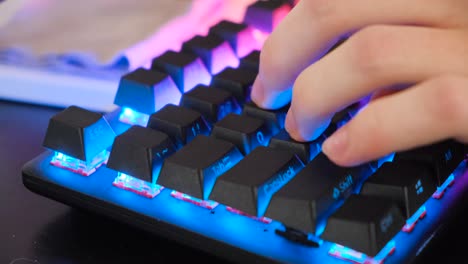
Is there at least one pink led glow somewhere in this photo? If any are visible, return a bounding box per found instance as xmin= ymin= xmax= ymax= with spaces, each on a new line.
xmin=225 ymin=206 xmax=272 ymax=224
xmin=170 ymin=190 xmax=219 ymax=210
xmin=113 ymin=173 xmax=164 ymax=199
xmin=236 ymin=26 xmax=261 ymax=58
xmin=183 ymin=58 xmax=212 ymax=92
xmin=402 ymin=208 xmax=427 ymax=233
xmin=50 ymin=150 xmax=109 ymax=176
xmin=252 ymin=29 xmax=269 ymax=49
xmin=272 ymin=4 xmax=292 ymax=31
xmin=119 ymin=0 xmax=259 ymax=70
xmin=211 ymin=42 xmax=239 ymax=75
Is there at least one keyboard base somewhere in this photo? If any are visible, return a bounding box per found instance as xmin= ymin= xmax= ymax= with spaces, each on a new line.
xmin=22 ymin=149 xmax=468 ymax=264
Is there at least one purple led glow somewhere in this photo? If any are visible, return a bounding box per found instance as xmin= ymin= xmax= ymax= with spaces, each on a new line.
xmin=210 ymin=41 xmax=239 ymax=75
xmin=170 ymin=190 xmax=219 ymax=210
xmin=50 ymin=150 xmax=109 ymax=176
xmin=183 ymin=59 xmax=212 ymax=92
xmin=118 ymin=107 xmax=150 ymax=126
xmin=120 ymin=0 xmax=259 ymax=70
xmin=235 ymin=26 xmax=260 ymax=58
xmin=113 ymin=173 xmax=164 ymax=198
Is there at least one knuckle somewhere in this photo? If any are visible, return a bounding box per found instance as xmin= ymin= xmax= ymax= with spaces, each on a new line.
xmin=258 ymin=37 xmax=284 ymax=84
xmin=292 ymin=73 xmax=328 ymax=120
xmin=427 ymin=75 xmax=468 ymax=124
xmin=349 ymin=25 xmax=401 ymax=78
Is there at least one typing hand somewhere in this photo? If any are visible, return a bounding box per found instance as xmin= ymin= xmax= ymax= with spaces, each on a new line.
xmin=251 ymin=0 xmax=468 ymax=166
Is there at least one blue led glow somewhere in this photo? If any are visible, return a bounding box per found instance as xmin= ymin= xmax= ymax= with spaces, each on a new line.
xmin=118 ymin=108 xmax=150 ymax=126
xmin=171 ymin=190 xmax=219 ymax=210
xmin=257 ymin=159 xmax=304 ymax=217
xmin=113 ymin=172 xmax=164 ymax=198
xmin=328 ymin=244 xmax=368 ymax=263
xmin=402 ymin=206 xmax=426 ymax=232
xmin=329 ymin=240 xmax=396 ymax=264
xmin=373 ymin=240 xmax=396 ymax=262
xmin=203 ymin=149 xmax=244 ymax=200
xmin=50 ymin=150 xmax=109 ymax=176
xmin=432 ymin=174 xmax=455 ymax=199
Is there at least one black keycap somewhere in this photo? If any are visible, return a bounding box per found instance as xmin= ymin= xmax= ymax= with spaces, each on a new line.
xmin=157 ymin=135 xmax=243 ymax=200
xmin=209 ymin=146 xmax=304 ymax=217
xmin=209 ymin=20 xmax=257 ymax=58
xmin=106 ymin=125 xmax=176 ymax=183
xmin=239 ymin=50 xmax=260 ymax=73
xmin=151 ymin=50 xmax=211 ymax=93
xmin=321 ymin=195 xmax=406 ymax=256
xmin=43 ymin=105 xmax=116 ymax=162
xmin=113 ymin=67 xmax=181 ymax=115
xmin=264 ymin=153 xmax=372 ymax=234
xmin=394 ymin=140 xmax=465 ymax=185
xmin=211 ymin=67 xmax=257 ymax=103
xmin=147 ymin=104 xmax=210 ymax=147
xmin=243 ymin=0 xmax=292 ymax=33
xmin=360 ymin=161 xmax=437 ymax=219
xmin=181 ymin=34 xmax=238 ymax=74
xmin=268 ymin=129 xmax=324 ymax=164
xmin=180 ymin=84 xmax=241 ymax=124
xmin=211 ymin=113 xmax=270 ymax=155
xmin=242 ymin=101 xmax=288 ymax=135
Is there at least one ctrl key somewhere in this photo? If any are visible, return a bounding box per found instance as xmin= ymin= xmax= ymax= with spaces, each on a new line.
xmin=321 ymin=195 xmax=405 ymax=256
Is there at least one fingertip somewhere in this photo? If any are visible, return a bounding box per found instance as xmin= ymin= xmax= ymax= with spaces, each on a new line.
xmin=250 ymin=76 xmax=265 ymax=107
xmin=285 ymin=108 xmax=303 ymax=141
xmin=322 ymin=127 xmax=353 ymax=166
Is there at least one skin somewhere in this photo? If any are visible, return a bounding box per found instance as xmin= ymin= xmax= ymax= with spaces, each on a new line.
xmin=250 ymin=0 xmax=468 ymax=167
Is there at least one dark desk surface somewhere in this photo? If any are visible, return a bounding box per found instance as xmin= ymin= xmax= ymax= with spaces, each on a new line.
xmin=0 ymin=99 xmax=466 ymax=264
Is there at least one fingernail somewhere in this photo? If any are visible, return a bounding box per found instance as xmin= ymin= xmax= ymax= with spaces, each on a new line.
xmin=250 ymin=76 xmax=264 ymax=106
xmin=322 ymin=127 xmax=349 ymax=159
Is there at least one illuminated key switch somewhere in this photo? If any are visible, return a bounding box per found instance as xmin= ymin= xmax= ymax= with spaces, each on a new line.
xmin=43 ymin=106 xmax=116 ymax=176
xmin=181 ymin=33 xmax=238 ymax=75
xmin=151 ymin=50 xmax=211 ymax=93
xmin=106 ymin=125 xmax=176 ymax=198
xmin=209 ymin=20 xmax=258 ymax=58
xmin=157 ymin=135 xmax=243 ymax=200
xmin=243 ymin=0 xmax=292 ymax=33
xmin=114 ymin=67 xmax=181 ymax=126
xmin=264 ymin=153 xmax=372 ymax=235
xmin=209 ymin=146 xmax=304 ymax=218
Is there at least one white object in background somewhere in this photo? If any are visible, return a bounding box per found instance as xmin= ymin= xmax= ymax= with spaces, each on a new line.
xmin=0 ymin=0 xmax=25 ymax=27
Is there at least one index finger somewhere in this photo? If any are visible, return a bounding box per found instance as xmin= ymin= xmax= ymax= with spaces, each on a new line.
xmin=250 ymin=0 xmax=459 ymax=110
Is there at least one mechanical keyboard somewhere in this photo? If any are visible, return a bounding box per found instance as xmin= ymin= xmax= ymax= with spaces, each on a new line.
xmin=21 ymin=1 xmax=468 ymax=263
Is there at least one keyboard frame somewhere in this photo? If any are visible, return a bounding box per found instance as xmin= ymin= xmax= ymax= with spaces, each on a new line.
xmin=22 ymin=109 xmax=468 ymax=264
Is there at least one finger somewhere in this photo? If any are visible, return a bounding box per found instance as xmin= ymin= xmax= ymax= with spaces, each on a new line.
xmin=321 ymin=74 xmax=468 ymax=167
xmin=285 ymin=25 xmax=468 ymax=141
xmin=250 ymin=0 xmax=468 ymax=109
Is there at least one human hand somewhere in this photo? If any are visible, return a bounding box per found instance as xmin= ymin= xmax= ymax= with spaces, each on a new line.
xmin=250 ymin=0 xmax=468 ymax=166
